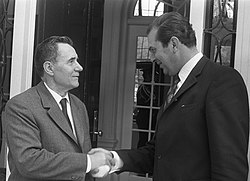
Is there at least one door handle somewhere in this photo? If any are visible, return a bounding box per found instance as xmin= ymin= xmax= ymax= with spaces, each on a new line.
xmin=93 ymin=110 xmax=103 ymax=136
xmin=93 ymin=130 xmax=103 ymax=137
xmin=91 ymin=110 xmax=100 ymax=147
xmin=91 ymin=110 xmax=103 ymax=143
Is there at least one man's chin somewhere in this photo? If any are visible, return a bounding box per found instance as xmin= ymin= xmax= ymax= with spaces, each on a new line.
xmin=72 ymin=82 xmax=79 ymax=88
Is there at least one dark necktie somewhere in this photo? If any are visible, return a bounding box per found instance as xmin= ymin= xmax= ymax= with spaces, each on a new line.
xmin=167 ymin=75 xmax=180 ymax=103
xmin=60 ymin=98 xmax=72 ymax=131
xmin=163 ymin=75 xmax=180 ymax=110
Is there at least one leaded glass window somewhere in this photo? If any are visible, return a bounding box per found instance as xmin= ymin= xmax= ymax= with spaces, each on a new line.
xmin=203 ymin=0 xmax=237 ymax=67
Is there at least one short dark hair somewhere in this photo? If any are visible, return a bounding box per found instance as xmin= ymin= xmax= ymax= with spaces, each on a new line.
xmin=147 ymin=12 xmax=196 ymax=48
xmin=34 ymin=36 xmax=73 ymax=77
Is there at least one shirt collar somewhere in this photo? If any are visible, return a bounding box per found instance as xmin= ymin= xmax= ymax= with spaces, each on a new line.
xmin=178 ymin=52 xmax=203 ymax=84
xmin=43 ymin=82 xmax=70 ymax=105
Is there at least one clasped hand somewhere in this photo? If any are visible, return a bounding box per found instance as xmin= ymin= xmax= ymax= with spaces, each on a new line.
xmin=88 ymin=148 xmax=115 ymax=178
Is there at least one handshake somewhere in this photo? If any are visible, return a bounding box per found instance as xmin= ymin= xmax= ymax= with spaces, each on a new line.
xmin=88 ymin=148 xmax=123 ymax=178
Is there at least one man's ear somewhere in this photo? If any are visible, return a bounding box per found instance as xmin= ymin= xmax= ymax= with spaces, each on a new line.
xmin=43 ymin=61 xmax=54 ymax=76
xmin=170 ymin=36 xmax=179 ymax=53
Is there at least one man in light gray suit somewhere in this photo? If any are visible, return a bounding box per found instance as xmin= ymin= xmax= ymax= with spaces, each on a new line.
xmin=3 ymin=36 xmax=113 ymax=181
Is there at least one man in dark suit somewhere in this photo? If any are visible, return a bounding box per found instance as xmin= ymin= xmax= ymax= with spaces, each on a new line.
xmin=92 ymin=12 xmax=249 ymax=180
xmin=3 ymin=36 xmax=113 ymax=181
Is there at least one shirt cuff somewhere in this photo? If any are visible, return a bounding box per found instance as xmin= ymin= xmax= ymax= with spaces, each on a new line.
xmin=86 ymin=154 xmax=91 ymax=173
xmin=109 ymin=151 xmax=123 ymax=173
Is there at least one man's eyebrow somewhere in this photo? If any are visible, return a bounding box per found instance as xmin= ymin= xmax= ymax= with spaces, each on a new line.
xmin=68 ymin=57 xmax=78 ymax=61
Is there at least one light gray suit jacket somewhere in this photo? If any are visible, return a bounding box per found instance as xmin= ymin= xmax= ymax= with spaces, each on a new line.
xmin=3 ymin=81 xmax=93 ymax=181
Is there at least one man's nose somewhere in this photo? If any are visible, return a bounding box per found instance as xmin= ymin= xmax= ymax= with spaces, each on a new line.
xmin=75 ymin=61 xmax=83 ymax=72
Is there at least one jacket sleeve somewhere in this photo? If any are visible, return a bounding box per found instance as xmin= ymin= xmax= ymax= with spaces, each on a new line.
xmin=116 ymin=137 xmax=155 ymax=174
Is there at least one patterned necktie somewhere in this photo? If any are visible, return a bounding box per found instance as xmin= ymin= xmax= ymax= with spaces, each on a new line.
xmin=167 ymin=75 xmax=180 ymax=104
xmin=60 ymin=98 xmax=72 ymax=131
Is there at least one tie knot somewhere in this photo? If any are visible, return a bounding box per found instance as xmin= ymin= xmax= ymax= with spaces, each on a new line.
xmin=60 ymin=98 xmax=67 ymax=108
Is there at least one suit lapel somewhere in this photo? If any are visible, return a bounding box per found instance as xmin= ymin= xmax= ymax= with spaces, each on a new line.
xmin=173 ymin=74 xmax=197 ymax=102
xmin=175 ymin=56 xmax=208 ymax=99
xmin=36 ymin=82 xmax=79 ymax=145
xmin=158 ymin=57 xmax=209 ymax=117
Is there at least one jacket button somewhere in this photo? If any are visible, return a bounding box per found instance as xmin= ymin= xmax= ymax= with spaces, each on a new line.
xmin=157 ymin=155 xmax=161 ymax=159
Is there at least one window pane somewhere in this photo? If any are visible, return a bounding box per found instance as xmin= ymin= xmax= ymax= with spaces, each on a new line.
xmin=133 ymin=0 xmax=191 ymax=17
xmin=134 ymin=0 xmax=164 ymax=16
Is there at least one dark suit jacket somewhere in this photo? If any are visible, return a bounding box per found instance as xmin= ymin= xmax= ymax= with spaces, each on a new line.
xmin=3 ymin=82 xmax=93 ymax=181
xmin=117 ymin=56 xmax=249 ymax=181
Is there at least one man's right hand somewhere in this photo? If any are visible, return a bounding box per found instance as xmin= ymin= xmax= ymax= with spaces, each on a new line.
xmin=88 ymin=148 xmax=115 ymax=177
